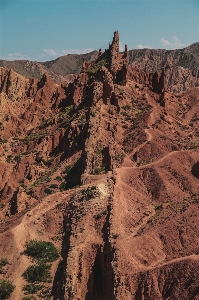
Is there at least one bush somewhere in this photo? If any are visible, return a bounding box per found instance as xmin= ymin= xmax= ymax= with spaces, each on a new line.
xmin=60 ymin=182 xmax=67 ymax=192
xmin=55 ymin=176 xmax=62 ymax=182
xmin=43 ymin=159 xmax=53 ymax=167
xmin=63 ymin=165 xmax=72 ymax=174
xmin=0 ymin=259 xmax=8 ymax=274
xmin=23 ymin=263 xmax=51 ymax=283
xmin=14 ymin=155 xmax=21 ymax=162
xmin=21 ymin=296 xmax=36 ymax=300
xmin=23 ymin=283 xmax=43 ymax=294
xmin=49 ymin=184 xmax=58 ymax=189
xmin=25 ymin=240 xmax=59 ymax=262
xmin=44 ymin=188 xmax=53 ymax=195
xmin=0 ymin=279 xmax=15 ymax=299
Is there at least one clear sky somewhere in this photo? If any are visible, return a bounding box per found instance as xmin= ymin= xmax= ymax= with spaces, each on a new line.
xmin=0 ymin=0 xmax=199 ymax=62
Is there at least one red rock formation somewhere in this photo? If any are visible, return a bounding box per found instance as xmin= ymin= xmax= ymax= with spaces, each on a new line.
xmin=109 ymin=30 xmax=128 ymax=84
xmin=1 ymin=32 xmax=199 ymax=300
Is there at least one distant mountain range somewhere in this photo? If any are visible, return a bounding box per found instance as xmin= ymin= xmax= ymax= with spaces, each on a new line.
xmin=0 ymin=42 xmax=199 ymax=92
xmin=1 ymin=42 xmax=199 ymax=86
xmin=0 ymin=51 xmax=99 ymax=83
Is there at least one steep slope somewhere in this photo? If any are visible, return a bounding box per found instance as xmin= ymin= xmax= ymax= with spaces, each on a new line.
xmin=1 ymin=31 xmax=199 ymax=300
xmin=128 ymin=42 xmax=199 ymax=71
xmin=128 ymin=42 xmax=199 ymax=93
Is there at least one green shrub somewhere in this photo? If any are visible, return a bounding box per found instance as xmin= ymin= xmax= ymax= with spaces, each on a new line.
xmin=23 ymin=263 xmax=51 ymax=283
xmin=43 ymin=159 xmax=53 ymax=167
xmin=44 ymin=188 xmax=53 ymax=195
xmin=23 ymin=283 xmax=43 ymax=294
xmin=63 ymin=165 xmax=72 ymax=174
xmin=0 ymin=279 xmax=15 ymax=299
xmin=14 ymin=155 xmax=21 ymax=162
xmin=38 ymin=287 xmax=51 ymax=298
xmin=155 ymin=204 xmax=163 ymax=211
xmin=60 ymin=182 xmax=67 ymax=192
xmin=25 ymin=240 xmax=59 ymax=262
xmin=0 ymin=258 xmax=8 ymax=274
xmin=49 ymin=184 xmax=58 ymax=189
xmin=35 ymin=156 xmax=42 ymax=164
xmin=6 ymin=155 xmax=13 ymax=163
xmin=21 ymin=296 xmax=36 ymax=300
xmin=56 ymin=176 xmax=62 ymax=182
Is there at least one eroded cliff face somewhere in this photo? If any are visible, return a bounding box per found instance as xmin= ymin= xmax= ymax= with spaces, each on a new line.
xmin=128 ymin=43 xmax=199 ymax=93
xmin=1 ymin=32 xmax=199 ymax=300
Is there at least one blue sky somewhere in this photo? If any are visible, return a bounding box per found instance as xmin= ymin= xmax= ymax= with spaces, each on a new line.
xmin=0 ymin=0 xmax=199 ymax=61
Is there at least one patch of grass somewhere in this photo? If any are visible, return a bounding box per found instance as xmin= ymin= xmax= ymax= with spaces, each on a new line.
xmin=30 ymin=168 xmax=57 ymax=190
xmin=22 ymin=131 xmax=49 ymax=143
xmin=23 ymin=263 xmax=51 ymax=283
xmin=25 ymin=240 xmax=59 ymax=262
xmin=23 ymin=283 xmax=43 ymax=295
xmin=0 ymin=279 xmax=15 ymax=299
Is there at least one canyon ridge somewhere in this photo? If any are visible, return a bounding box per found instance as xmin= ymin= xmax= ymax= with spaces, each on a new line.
xmin=1 ymin=31 xmax=199 ymax=300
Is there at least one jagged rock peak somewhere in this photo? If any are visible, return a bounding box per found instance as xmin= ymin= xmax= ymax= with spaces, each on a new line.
xmin=109 ymin=30 xmax=128 ymax=84
xmin=110 ymin=30 xmax=119 ymax=53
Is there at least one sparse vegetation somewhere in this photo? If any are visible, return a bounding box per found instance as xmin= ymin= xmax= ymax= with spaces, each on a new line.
xmin=29 ymin=168 xmax=57 ymax=191
xmin=88 ymin=59 xmax=108 ymax=75
xmin=93 ymin=165 xmax=106 ymax=175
